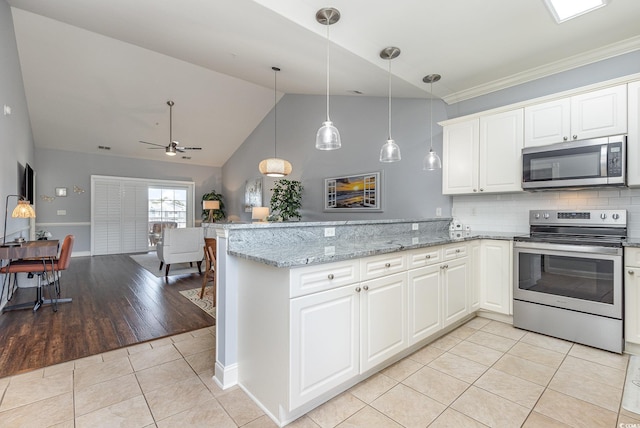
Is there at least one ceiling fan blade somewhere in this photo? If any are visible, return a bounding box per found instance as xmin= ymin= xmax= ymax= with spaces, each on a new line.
xmin=180 ymin=147 xmax=202 ymax=150
xmin=139 ymin=140 xmax=166 ymax=148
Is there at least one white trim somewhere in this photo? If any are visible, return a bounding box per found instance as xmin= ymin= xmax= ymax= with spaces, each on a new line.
xmin=213 ymin=361 xmax=238 ymax=390
xmin=443 ymin=37 xmax=640 ymax=104
xmin=441 ymin=71 xmax=640 ymax=126
xmin=36 ymin=222 xmax=91 ymax=227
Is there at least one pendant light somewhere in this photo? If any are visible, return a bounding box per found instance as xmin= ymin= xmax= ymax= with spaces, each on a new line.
xmin=379 ymin=46 xmax=401 ymax=163
xmin=259 ymin=67 xmax=292 ymax=177
xmin=422 ymin=74 xmax=442 ymax=170
xmin=315 ymin=7 xmax=341 ymax=150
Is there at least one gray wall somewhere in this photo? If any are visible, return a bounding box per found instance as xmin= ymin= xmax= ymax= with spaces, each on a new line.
xmin=222 ymin=94 xmax=450 ymax=222
xmin=34 ymin=148 xmax=221 ymax=253
xmin=0 ymin=0 xmax=34 ymax=242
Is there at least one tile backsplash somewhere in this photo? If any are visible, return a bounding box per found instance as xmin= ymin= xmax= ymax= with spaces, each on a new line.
xmin=452 ymin=188 xmax=640 ymax=238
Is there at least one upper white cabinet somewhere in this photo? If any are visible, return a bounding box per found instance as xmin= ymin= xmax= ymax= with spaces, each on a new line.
xmin=627 ymin=81 xmax=640 ymax=186
xmin=443 ymin=109 xmax=523 ymax=195
xmin=524 ymin=84 xmax=627 ymax=147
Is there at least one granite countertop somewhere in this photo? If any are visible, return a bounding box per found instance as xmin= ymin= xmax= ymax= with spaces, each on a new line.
xmin=228 ymin=231 xmax=516 ymax=268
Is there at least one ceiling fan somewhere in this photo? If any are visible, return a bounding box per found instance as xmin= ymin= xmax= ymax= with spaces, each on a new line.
xmin=139 ymin=100 xmax=202 ymax=156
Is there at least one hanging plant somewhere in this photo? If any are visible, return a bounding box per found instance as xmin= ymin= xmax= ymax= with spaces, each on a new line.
xmin=201 ymin=190 xmax=226 ymax=222
xmin=270 ymin=179 xmax=303 ymax=221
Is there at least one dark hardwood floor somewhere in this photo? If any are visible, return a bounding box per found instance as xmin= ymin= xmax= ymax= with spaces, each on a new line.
xmin=0 ymin=253 xmax=214 ymax=378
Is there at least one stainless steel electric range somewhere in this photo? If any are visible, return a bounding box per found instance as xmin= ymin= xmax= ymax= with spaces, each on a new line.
xmin=513 ymin=209 xmax=626 ymax=353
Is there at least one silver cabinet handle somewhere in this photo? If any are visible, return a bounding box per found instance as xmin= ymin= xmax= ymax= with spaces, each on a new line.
xmin=563 ymin=136 xmax=568 ymax=141
xmin=426 ymin=255 xmax=431 ymax=259
xmin=473 ymin=189 xmax=477 ymax=192
xmin=573 ymin=135 xmax=578 ymax=140
xmin=455 ymin=249 xmax=460 ymax=253
xmin=479 ymin=188 xmax=484 ymax=192
xmin=355 ymin=287 xmax=361 ymax=292
xmin=363 ymin=285 xmax=369 ymax=291
xmin=629 ymin=270 xmax=635 ymax=275
xmin=385 ymin=263 xmax=391 ymax=268
xmin=327 ymin=274 xmax=334 ymax=280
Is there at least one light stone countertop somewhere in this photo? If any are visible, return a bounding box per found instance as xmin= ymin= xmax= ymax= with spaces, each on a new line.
xmin=227 ymin=230 xmax=516 ymax=268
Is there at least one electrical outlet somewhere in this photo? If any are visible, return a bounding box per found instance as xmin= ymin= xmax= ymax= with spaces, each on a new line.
xmin=324 ymin=246 xmax=335 ymax=256
xmin=324 ymin=227 xmax=335 ymax=237
xmin=436 ymin=207 xmax=442 ymax=216
xmin=57 ymin=210 xmax=66 ymax=216
xmin=412 ymin=237 xmax=419 ymax=245
xmin=412 ymin=223 xmax=419 ymax=231
xmin=471 ymin=207 xmax=476 ymax=216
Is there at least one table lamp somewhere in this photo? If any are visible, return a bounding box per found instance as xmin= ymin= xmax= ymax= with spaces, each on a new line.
xmin=203 ymin=200 xmax=220 ymax=223
xmin=251 ymin=206 xmax=269 ymax=222
xmin=3 ymin=195 xmax=36 ymax=245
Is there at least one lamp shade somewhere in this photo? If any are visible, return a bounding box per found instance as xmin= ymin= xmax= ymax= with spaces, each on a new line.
xmin=258 ymin=158 xmax=292 ymax=177
xmin=423 ymin=149 xmax=442 ymax=171
xmin=315 ymin=121 xmax=341 ymax=150
xmin=251 ymin=206 xmax=269 ymax=221
xmin=203 ymin=200 xmax=220 ymax=210
xmin=379 ymin=139 xmax=401 ymax=162
xmin=12 ymin=200 xmax=36 ymax=218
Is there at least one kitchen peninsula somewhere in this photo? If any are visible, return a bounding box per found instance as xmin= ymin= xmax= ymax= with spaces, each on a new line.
xmin=203 ymin=219 xmax=513 ymax=426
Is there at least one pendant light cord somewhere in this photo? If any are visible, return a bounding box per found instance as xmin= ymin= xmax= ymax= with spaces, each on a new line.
xmin=169 ymin=103 xmax=173 ymax=144
xmin=429 ymin=81 xmax=433 ymax=151
xmin=387 ymin=59 xmax=392 ymax=140
xmin=325 ymin=23 xmax=331 ymax=122
xmin=274 ymin=68 xmax=278 ymax=158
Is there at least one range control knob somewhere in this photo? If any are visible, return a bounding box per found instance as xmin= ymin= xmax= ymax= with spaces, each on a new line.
xmin=534 ymin=213 xmax=540 ymax=219
xmin=612 ymin=213 xmax=620 ymax=220
xmin=600 ymin=213 xmax=607 ymax=220
xmin=543 ymin=212 xmax=550 ymax=219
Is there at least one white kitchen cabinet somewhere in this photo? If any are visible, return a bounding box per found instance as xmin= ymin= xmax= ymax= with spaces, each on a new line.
xmin=360 ymin=273 xmax=408 ymax=372
xmin=524 ymin=84 xmax=627 ymax=147
xmin=442 ymin=118 xmax=479 ymax=194
xmin=290 ymin=284 xmax=360 ymax=409
xmin=468 ymin=240 xmax=481 ymax=312
xmin=479 ymin=240 xmax=512 ymax=315
xmin=625 ymin=248 xmax=640 ymax=346
xmin=290 ymin=259 xmax=360 ymax=298
xmin=360 ymin=252 xmax=407 ymax=281
xmin=408 ymin=265 xmax=442 ymax=345
xmin=443 ymin=109 xmax=523 ymax=195
xmin=442 ymin=257 xmax=469 ymax=327
xmin=627 ymin=81 xmax=640 ymax=186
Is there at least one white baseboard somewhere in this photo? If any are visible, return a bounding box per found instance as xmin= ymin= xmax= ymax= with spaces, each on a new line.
xmin=214 ymin=361 xmax=238 ymax=390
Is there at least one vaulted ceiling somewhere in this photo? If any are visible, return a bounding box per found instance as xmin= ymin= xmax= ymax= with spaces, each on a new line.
xmin=7 ymin=0 xmax=640 ymax=167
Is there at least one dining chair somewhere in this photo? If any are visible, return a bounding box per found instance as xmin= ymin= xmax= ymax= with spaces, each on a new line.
xmin=1 ymin=235 xmax=74 ymax=312
xmin=200 ymin=238 xmax=216 ymax=303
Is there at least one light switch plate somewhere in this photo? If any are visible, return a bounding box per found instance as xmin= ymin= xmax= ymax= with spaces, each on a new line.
xmin=412 ymin=223 xmax=419 ymax=231
xmin=324 ymin=227 xmax=335 ymax=237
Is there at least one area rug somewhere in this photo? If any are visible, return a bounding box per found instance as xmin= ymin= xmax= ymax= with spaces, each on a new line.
xmin=179 ymin=286 xmax=216 ymax=319
xmin=130 ymin=252 xmax=201 ymax=277
xmin=623 ymin=355 xmax=640 ymax=414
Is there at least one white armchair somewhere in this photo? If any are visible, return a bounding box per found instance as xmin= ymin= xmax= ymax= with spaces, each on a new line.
xmin=156 ymin=227 xmax=204 ymax=277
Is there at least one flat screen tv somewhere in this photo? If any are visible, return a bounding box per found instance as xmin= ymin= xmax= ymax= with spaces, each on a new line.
xmin=22 ymin=163 xmax=35 ymax=204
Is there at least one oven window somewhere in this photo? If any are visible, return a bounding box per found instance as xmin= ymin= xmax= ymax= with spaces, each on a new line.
xmin=518 ymin=253 xmax=614 ymax=304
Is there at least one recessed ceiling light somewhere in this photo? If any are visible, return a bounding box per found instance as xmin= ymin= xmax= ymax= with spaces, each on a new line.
xmin=543 ymin=0 xmax=609 ymax=23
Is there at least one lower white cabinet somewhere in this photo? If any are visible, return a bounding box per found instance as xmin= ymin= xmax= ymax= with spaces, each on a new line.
xmin=408 ymin=265 xmax=442 ymax=345
xmin=479 ymin=240 xmax=512 ymax=315
xmin=443 ymin=257 xmax=469 ymax=327
xmin=468 ymin=240 xmax=482 ymax=312
xmin=360 ymin=273 xmax=408 ymax=372
xmin=625 ymin=248 xmax=640 ymax=345
xmin=290 ymin=285 xmax=360 ymax=409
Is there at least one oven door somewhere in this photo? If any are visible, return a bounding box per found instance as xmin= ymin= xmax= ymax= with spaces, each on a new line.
xmin=513 ymin=241 xmax=622 ymax=319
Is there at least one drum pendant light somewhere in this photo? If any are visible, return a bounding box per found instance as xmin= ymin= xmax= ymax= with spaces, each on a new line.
xmin=379 ymin=46 xmax=401 ymax=163
xmin=315 ymin=7 xmax=341 ymax=150
xmin=259 ymin=67 xmax=292 ymax=177
xmin=422 ymin=74 xmax=442 ymax=170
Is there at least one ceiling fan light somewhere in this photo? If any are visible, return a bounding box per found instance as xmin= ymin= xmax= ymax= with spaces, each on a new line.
xmin=315 ymin=121 xmax=341 ymax=150
xmin=259 ymin=157 xmax=292 ymax=177
xmin=165 ymin=145 xmax=177 ymax=156
xmin=380 ymin=139 xmax=401 ymax=162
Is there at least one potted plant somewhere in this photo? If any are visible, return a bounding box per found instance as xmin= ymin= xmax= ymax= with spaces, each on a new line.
xmin=201 ymin=190 xmax=226 ymax=222
xmin=269 ymin=179 xmax=303 ymax=221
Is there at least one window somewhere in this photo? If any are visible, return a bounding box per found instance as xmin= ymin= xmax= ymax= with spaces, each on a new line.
xmin=149 ymin=186 xmax=189 ymax=228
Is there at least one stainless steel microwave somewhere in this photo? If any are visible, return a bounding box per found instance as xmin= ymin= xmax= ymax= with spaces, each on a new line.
xmin=522 ymin=135 xmax=626 ymax=190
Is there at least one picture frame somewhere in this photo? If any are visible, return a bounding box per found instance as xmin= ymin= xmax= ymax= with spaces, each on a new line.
xmin=324 ymin=171 xmax=382 ymax=212
xmin=244 ymin=178 xmax=263 ymax=212
xmin=55 ymin=187 xmax=67 ymax=197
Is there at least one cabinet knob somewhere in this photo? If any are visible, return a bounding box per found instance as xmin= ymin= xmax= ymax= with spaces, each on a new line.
xmin=563 ymin=136 xmax=568 ymax=141
xmin=385 ymin=263 xmax=391 ymax=268
xmin=327 ymin=273 xmax=334 ymax=280
xmin=473 ymin=189 xmax=477 ymax=192
xmin=426 ymin=255 xmax=431 ymax=259
xmin=573 ymin=135 xmax=578 ymax=140
xmin=363 ymin=285 xmax=369 ymax=291
xmin=455 ymin=249 xmax=460 ymax=253
xmin=629 ymin=270 xmax=635 ymax=275
xmin=355 ymin=287 xmax=361 ymax=292
xmin=479 ymin=188 xmax=484 ymax=192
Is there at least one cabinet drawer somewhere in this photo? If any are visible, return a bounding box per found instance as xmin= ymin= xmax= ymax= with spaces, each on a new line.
xmin=360 ymin=253 xmax=407 ymax=281
xmin=290 ymin=260 xmax=360 ymax=298
xmin=407 ymin=246 xmax=442 ymax=268
xmin=626 ymin=247 xmax=640 ymax=268
xmin=443 ymin=244 xmax=467 ymax=260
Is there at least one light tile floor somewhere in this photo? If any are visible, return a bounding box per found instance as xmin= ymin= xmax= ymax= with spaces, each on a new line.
xmin=0 ymin=318 xmax=638 ymax=427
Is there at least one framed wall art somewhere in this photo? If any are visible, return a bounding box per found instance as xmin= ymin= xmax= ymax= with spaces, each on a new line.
xmin=324 ymin=171 xmax=382 ymax=212
xmin=244 ymin=178 xmax=263 ymax=212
